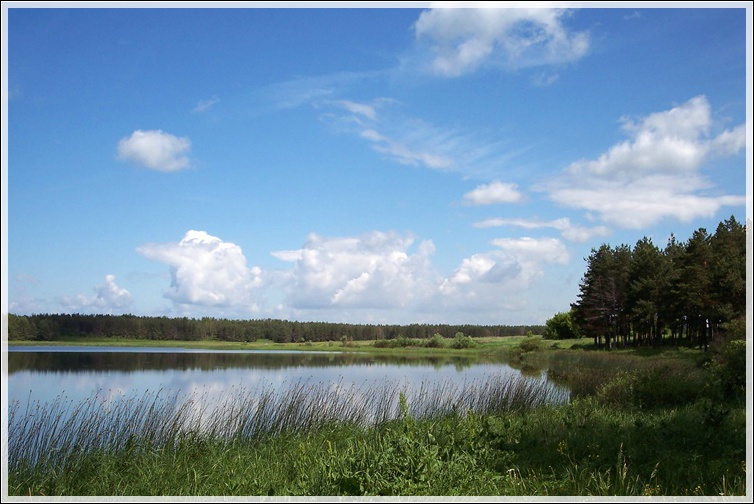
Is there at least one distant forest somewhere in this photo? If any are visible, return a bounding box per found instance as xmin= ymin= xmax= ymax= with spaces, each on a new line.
xmin=571 ymin=216 xmax=747 ymax=350
xmin=6 ymin=313 xmax=543 ymax=343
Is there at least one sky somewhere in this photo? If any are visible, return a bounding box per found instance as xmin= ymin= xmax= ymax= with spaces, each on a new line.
xmin=2 ymin=2 xmax=751 ymax=326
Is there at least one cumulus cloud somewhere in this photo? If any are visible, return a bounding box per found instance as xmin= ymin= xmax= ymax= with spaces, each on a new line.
xmin=414 ymin=7 xmax=589 ymax=77
xmin=137 ymin=230 xmax=262 ymax=309
xmin=472 ymin=216 xmax=610 ymax=242
xmin=117 ymin=129 xmax=191 ymax=172
xmin=438 ymin=237 xmax=569 ymax=312
xmin=546 ymin=96 xmax=746 ymax=228
xmin=61 ymin=275 xmax=134 ymax=313
xmin=463 ymin=181 xmax=523 ymax=205
xmin=272 ymin=231 xmax=439 ymax=310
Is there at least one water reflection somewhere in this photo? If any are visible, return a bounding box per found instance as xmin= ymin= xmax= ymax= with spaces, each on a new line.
xmin=8 ymin=347 xmax=569 ymax=435
xmin=7 ymin=347 xmax=477 ymax=374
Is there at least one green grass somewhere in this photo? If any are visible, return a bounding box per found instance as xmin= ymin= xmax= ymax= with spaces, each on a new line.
xmin=9 ymin=393 xmax=745 ymax=496
xmin=8 ymin=338 xmax=746 ymax=496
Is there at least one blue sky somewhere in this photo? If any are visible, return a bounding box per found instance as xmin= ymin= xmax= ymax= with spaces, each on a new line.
xmin=3 ymin=3 xmax=751 ymax=325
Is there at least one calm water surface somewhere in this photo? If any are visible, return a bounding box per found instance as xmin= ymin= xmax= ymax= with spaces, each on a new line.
xmin=8 ymin=346 xmax=568 ymax=424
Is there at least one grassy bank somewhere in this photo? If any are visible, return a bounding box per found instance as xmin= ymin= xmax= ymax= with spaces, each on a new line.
xmin=5 ymin=333 xmax=594 ymax=356
xmin=9 ymin=392 xmax=746 ymax=496
xmin=7 ymin=337 xmax=747 ymax=496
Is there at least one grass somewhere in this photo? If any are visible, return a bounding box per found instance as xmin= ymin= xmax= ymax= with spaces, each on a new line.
xmin=6 ymin=333 xmax=589 ymax=351
xmin=9 ymin=390 xmax=745 ymax=496
xmin=7 ymin=337 xmax=747 ymax=496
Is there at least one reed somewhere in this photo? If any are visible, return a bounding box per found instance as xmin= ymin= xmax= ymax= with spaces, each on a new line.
xmin=8 ymin=373 xmax=558 ymax=476
xmin=9 ymin=351 xmax=744 ymax=496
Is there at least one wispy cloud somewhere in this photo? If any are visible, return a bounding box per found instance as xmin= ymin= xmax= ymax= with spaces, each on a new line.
xmin=545 ymin=96 xmax=746 ymax=228
xmin=265 ymin=71 xmax=381 ymax=110
xmin=192 ymin=96 xmax=220 ymax=113
xmin=319 ymin=98 xmax=521 ymax=176
xmin=413 ymin=7 xmax=590 ymax=77
xmin=117 ymin=129 xmax=192 ymax=172
xmin=473 ymin=216 xmax=610 ymax=242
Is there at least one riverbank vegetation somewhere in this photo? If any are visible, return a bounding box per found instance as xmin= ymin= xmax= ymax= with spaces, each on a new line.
xmin=8 ymin=337 xmax=746 ymax=497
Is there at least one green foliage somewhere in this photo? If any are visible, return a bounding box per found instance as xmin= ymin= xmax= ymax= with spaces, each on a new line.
xmin=424 ymin=333 xmax=446 ymax=348
xmin=706 ymin=339 xmax=746 ymax=401
xmin=450 ymin=332 xmax=476 ymax=349
xmin=543 ymin=311 xmax=580 ymax=340
xmin=5 ymin=313 xmax=545 ymax=344
xmin=518 ymin=336 xmax=544 ymax=353
xmin=570 ymin=216 xmax=746 ymax=348
xmin=372 ymin=336 xmax=413 ymax=348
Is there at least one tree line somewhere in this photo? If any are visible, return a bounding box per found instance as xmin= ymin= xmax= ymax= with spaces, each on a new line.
xmin=570 ymin=215 xmax=747 ymax=350
xmin=7 ymin=312 xmax=544 ymax=343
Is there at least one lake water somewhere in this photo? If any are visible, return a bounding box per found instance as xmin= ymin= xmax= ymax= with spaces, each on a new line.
xmin=7 ymin=346 xmax=569 ymax=441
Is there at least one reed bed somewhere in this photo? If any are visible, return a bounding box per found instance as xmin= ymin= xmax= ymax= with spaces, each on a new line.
xmin=8 ymin=372 xmax=561 ymax=474
xmin=8 ymin=365 xmax=745 ymax=496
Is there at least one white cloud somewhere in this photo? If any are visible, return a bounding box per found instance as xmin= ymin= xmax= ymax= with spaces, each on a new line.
xmin=126 ymin=228 xmax=574 ymax=324
xmin=365 ymin=129 xmax=456 ymax=170
xmin=117 ymin=129 xmax=191 ymax=172
xmin=437 ymin=237 xmax=569 ymax=312
xmin=335 ymin=99 xmax=378 ymax=120
xmin=61 ymin=275 xmax=134 ymax=314
xmin=137 ymin=230 xmax=262 ymax=309
xmin=272 ymin=231 xmax=439 ymax=310
xmin=322 ymin=98 xmax=457 ymax=171
xmin=549 ymin=174 xmax=745 ymax=229
xmin=472 ymin=216 xmax=610 ymax=242
xmin=318 ymin=98 xmax=521 ymax=177
xmin=192 ymin=96 xmax=220 ymax=113
xmin=414 ymin=7 xmax=589 ymax=77
xmin=546 ymin=96 xmax=746 ymax=228
xmin=463 ymin=181 xmax=523 ymax=205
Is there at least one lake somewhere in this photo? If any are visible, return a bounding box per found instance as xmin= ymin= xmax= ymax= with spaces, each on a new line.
xmin=7 ymin=346 xmax=570 ymax=454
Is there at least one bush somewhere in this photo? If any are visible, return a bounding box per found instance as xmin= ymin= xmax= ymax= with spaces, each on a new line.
xmin=424 ymin=334 xmax=446 ymax=348
xmin=518 ymin=336 xmax=544 ymax=353
xmin=707 ymin=339 xmax=746 ymax=401
xmin=372 ymin=336 xmax=413 ymax=349
xmin=543 ymin=311 xmax=580 ymax=340
xmin=450 ymin=332 xmax=476 ymax=349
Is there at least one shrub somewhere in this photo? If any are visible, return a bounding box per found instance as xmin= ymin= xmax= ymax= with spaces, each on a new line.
xmin=543 ymin=311 xmax=580 ymax=340
xmin=707 ymin=339 xmax=746 ymax=401
xmin=518 ymin=336 xmax=544 ymax=353
xmin=450 ymin=332 xmax=476 ymax=349
xmin=424 ymin=334 xmax=446 ymax=349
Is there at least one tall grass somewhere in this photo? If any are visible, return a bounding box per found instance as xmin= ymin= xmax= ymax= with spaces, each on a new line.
xmin=9 ymin=350 xmax=745 ymax=496
xmin=8 ymin=373 xmax=561 ymax=477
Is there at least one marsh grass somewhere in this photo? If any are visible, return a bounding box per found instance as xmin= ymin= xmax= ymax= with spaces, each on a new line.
xmin=8 ymin=349 xmax=745 ymax=497
xmin=8 ymin=374 xmax=562 ymax=484
xmin=538 ymin=349 xmax=708 ymax=405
